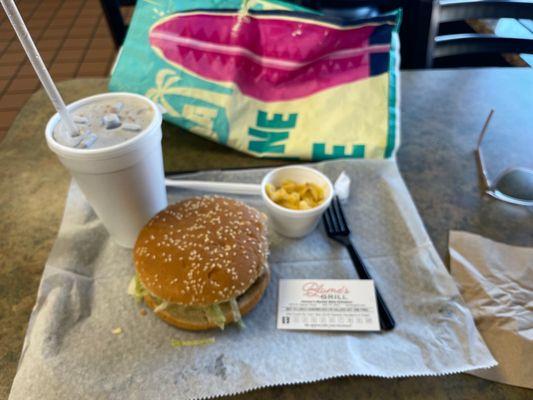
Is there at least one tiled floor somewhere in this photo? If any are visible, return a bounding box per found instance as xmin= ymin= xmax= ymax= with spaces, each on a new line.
xmin=0 ymin=0 xmax=130 ymax=143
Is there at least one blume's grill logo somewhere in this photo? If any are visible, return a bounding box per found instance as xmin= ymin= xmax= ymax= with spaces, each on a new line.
xmin=278 ymin=279 xmax=380 ymax=331
xmin=302 ymin=281 xmax=349 ymax=300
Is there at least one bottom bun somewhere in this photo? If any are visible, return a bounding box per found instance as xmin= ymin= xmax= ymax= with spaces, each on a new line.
xmin=144 ymin=267 xmax=270 ymax=331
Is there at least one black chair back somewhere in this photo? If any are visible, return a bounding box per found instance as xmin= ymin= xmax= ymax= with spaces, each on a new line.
xmin=425 ymin=0 xmax=533 ymax=67
xmin=99 ymin=0 xmax=136 ymax=48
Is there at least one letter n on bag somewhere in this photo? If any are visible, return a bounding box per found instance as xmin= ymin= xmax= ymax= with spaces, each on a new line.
xmin=248 ymin=111 xmax=297 ymax=155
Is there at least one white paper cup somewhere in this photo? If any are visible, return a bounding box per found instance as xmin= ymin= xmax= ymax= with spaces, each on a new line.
xmin=261 ymin=166 xmax=333 ymax=238
xmin=45 ymin=92 xmax=167 ymax=248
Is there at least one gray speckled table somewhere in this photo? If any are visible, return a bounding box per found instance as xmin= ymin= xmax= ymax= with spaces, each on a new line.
xmin=1 ymin=69 xmax=532 ymax=399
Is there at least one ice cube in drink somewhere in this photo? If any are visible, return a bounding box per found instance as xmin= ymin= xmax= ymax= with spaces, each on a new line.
xmin=53 ymin=95 xmax=155 ymax=150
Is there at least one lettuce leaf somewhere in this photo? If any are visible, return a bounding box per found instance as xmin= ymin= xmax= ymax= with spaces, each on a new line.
xmin=127 ymin=274 xmax=148 ymax=302
xmin=154 ymin=301 xmax=169 ymax=313
xmin=205 ymin=304 xmax=226 ymax=330
xmin=229 ymin=298 xmax=245 ymax=328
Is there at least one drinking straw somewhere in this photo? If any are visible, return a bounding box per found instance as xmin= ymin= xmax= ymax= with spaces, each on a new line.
xmin=0 ymin=0 xmax=78 ymax=136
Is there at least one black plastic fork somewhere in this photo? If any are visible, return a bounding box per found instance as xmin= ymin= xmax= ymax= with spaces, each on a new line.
xmin=323 ymin=196 xmax=395 ymax=331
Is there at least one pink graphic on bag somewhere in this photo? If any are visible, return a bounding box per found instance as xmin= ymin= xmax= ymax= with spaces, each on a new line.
xmin=149 ymin=12 xmax=391 ymax=102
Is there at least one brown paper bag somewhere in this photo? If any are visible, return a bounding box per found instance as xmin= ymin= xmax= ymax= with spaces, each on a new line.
xmin=449 ymin=231 xmax=533 ymax=389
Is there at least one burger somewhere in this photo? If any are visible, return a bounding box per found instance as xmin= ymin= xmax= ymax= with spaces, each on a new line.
xmin=130 ymin=196 xmax=270 ymax=330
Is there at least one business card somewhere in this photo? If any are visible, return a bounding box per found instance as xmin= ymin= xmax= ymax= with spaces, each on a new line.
xmin=277 ymin=279 xmax=380 ymax=331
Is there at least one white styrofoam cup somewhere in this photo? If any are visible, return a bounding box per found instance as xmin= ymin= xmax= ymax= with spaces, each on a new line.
xmin=261 ymin=166 xmax=333 ymax=238
xmin=45 ymin=92 xmax=167 ymax=248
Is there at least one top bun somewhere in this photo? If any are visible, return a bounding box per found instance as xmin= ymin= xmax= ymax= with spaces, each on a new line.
xmin=134 ymin=196 xmax=268 ymax=306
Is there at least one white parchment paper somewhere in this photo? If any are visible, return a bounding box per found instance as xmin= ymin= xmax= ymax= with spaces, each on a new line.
xmin=9 ymin=160 xmax=496 ymax=400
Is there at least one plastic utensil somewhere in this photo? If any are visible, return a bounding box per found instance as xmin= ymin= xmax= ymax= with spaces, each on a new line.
xmin=164 ymin=179 xmax=261 ymax=196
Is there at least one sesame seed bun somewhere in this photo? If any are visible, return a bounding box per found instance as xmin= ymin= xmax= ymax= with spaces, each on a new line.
xmin=134 ymin=196 xmax=269 ymax=307
xmin=144 ymin=268 xmax=270 ymax=330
